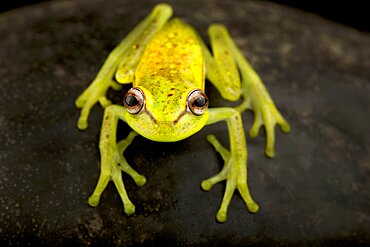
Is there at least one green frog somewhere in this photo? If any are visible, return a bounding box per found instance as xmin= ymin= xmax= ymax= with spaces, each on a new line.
xmin=75 ymin=3 xmax=290 ymax=222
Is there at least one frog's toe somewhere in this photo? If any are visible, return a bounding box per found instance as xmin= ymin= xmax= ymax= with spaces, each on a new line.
xmin=249 ymin=126 xmax=260 ymax=138
xmin=98 ymin=96 xmax=112 ymax=108
xmin=265 ymin=145 xmax=275 ymax=158
xmin=238 ymin=182 xmax=259 ymax=213
xmin=88 ymin=194 xmax=100 ymax=207
xmin=247 ymin=202 xmax=259 ymax=213
xmin=249 ymin=117 xmax=262 ymax=138
xmin=216 ymin=209 xmax=227 ymax=223
xmin=77 ymin=116 xmax=88 ymax=130
xmin=279 ymin=119 xmax=291 ymax=133
xmin=264 ymin=123 xmax=276 ymax=158
xmin=206 ymin=134 xmax=216 ymax=143
xmin=110 ymin=81 xmax=123 ymax=91
xmin=201 ymin=180 xmax=213 ymax=191
xmin=201 ymin=171 xmax=228 ymax=192
xmin=75 ymin=95 xmax=86 ymax=108
xmin=206 ymin=134 xmax=231 ymax=162
xmin=116 ymin=156 xmax=147 ymax=187
xmin=135 ymin=175 xmax=147 ymax=187
xmin=124 ymin=203 xmax=136 ymax=216
xmin=77 ymin=99 xmax=96 ymax=130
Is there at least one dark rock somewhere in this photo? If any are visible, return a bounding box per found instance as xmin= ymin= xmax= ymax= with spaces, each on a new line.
xmin=0 ymin=0 xmax=369 ymax=245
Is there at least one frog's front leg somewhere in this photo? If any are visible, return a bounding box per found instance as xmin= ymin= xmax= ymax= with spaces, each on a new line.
xmin=202 ymin=24 xmax=291 ymax=157
xmin=203 ymin=108 xmax=259 ymax=222
xmin=88 ymin=105 xmax=146 ymax=215
xmin=75 ymin=4 xmax=173 ymax=130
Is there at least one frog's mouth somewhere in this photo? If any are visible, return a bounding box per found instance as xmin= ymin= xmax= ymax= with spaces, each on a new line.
xmin=145 ymin=109 xmax=188 ymax=126
xmin=125 ymin=109 xmax=209 ymax=142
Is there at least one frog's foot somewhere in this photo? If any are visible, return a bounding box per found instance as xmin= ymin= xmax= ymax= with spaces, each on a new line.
xmin=248 ymin=101 xmax=291 ymax=158
xmin=234 ymin=81 xmax=290 ymax=158
xmin=88 ymin=131 xmax=146 ymax=215
xmin=75 ymin=80 xmax=122 ymax=130
xmin=202 ymin=135 xmax=259 ymax=222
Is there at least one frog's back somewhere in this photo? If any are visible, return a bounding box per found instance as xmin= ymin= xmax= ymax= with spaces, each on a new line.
xmin=134 ymin=18 xmax=204 ymax=95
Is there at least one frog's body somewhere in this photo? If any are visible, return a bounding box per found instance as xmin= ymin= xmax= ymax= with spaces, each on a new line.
xmin=76 ymin=4 xmax=290 ymax=222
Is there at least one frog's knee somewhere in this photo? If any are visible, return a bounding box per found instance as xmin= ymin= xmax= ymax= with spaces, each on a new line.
xmin=220 ymin=86 xmax=240 ymax=102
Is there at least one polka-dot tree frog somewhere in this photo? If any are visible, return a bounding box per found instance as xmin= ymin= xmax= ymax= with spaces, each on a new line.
xmin=75 ymin=3 xmax=290 ymax=222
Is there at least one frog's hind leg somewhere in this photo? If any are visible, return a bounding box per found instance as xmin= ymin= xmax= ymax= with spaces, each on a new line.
xmin=75 ymin=4 xmax=173 ymax=130
xmin=200 ymin=27 xmax=241 ymax=102
xmin=88 ymin=105 xmax=146 ymax=215
xmin=203 ymin=24 xmax=290 ymax=157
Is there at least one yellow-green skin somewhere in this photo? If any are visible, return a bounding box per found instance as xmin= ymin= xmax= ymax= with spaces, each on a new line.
xmin=75 ymin=3 xmax=291 ymax=222
xmin=125 ymin=19 xmax=208 ymax=142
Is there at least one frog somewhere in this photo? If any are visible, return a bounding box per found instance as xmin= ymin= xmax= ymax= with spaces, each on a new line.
xmin=75 ymin=3 xmax=290 ymax=222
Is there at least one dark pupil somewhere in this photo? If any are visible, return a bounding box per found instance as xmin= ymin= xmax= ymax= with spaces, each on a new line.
xmin=125 ymin=95 xmax=138 ymax=106
xmin=194 ymin=96 xmax=206 ymax=107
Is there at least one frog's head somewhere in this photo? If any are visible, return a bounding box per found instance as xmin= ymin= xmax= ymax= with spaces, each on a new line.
xmin=122 ymin=86 xmax=209 ymax=142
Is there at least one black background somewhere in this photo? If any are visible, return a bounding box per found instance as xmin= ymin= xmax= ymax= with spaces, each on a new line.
xmin=1 ymin=0 xmax=369 ymax=32
xmin=0 ymin=0 xmax=369 ymax=245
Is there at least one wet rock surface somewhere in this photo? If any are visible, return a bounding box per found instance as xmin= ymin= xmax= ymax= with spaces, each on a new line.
xmin=0 ymin=0 xmax=369 ymax=245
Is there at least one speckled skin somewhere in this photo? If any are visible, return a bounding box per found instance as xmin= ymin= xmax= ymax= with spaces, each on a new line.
xmin=126 ymin=18 xmax=208 ymax=142
xmin=135 ymin=18 xmax=204 ymax=90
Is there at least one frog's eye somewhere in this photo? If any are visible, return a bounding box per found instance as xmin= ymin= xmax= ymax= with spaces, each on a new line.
xmin=187 ymin=89 xmax=209 ymax=116
xmin=124 ymin=88 xmax=145 ymax=114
